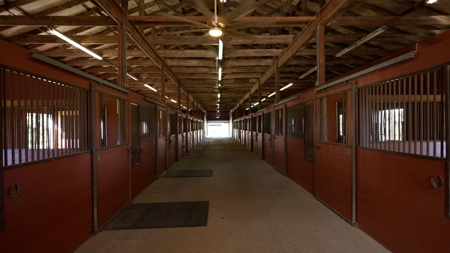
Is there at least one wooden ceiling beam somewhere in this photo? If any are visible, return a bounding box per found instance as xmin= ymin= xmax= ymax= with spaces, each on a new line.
xmin=329 ymin=15 xmax=450 ymax=26
xmin=0 ymin=16 xmax=116 ymax=26
xmin=235 ymin=0 xmax=352 ymax=110
xmin=128 ymin=15 xmax=315 ymax=26
xmin=8 ymin=34 xmax=295 ymax=45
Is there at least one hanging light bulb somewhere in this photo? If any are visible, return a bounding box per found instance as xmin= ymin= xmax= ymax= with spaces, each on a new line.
xmin=209 ymin=27 xmax=223 ymax=37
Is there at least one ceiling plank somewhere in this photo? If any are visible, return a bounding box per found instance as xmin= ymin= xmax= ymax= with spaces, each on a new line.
xmin=235 ymin=0 xmax=352 ymax=110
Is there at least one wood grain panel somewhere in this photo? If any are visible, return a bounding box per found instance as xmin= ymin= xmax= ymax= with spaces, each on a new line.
xmin=263 ymin=133 xmax=274 ymax=166
xmin=356 ymin=148 xmax=449 ymax=252
xmin=1 ymin=154 xmax=92 ymax=253
xmin=316 ymin=142 xmax=352 ymax=220
xmin=286 ymin=138 xmax=314 ymax=195
xmin=97 ymin=145 xmax=129 ymax=228
xmin=252 ymin=131 xmax=258 ymax=155
xmin=131 ymin=140 xmax=156 ymax=200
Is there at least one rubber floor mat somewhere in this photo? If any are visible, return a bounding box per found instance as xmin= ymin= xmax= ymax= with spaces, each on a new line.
xmin=161 ymin=170 xmax=212 ymax=178
xmin=104 ymin=201 xmax=209 ymax=230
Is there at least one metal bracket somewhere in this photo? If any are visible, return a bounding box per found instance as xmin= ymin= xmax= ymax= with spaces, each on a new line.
xmin=7 ymin=185 xmax=20 ymax=198
xmin=430 ymin=175 xmax=443 ymax=189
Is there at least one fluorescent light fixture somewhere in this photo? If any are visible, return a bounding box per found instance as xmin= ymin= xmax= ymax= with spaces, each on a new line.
xmin=171 ymin=99 xmax=177 ymax=103
xmin=218 ymin=83 xmax=221 ymax=87
xmin=209 ymin=27 xmax=222 ymax=37
xmin=144 ymin=84 xmax=157 ymax=92
xmin=165 ymin=95 xmax=169 ymax=99
xmin=335 ymin=26 xmax=388 ymax=58
xmin=49 ymin=29 xmax=102 ymax=60
xmin=426 ymin=0 xmax=437 ymax=3
xmin=127 ymin=73 xmax=138 ymax=81
xmin=268 ymin=92 xmax=276 ymax=97
xmin=280 ymin=83 xmax=293 ymax=91
xmin=218 ymin=93 xmax=221 ymax=98
xmin=218 ymin=67 xmax=222 ymax=81
xmin=261 ymin=98 xmax=266 ymax=101
xmin=299 ymin=66 xmax=318 ymax=79
xmin=246 ymin=108 xmax=249 ymax=110
xmin=220 ymin=0 xmax=226 ymax=2
xmin=218 ymin=40 xmax=223 ymax=60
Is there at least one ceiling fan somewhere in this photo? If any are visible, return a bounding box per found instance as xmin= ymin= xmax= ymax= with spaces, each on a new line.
xmin=160 ymin=0 xmax=274 ymax=46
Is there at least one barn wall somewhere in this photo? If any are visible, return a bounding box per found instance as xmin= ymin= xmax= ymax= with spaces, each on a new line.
xmin=1 ymin=40 xmax=93 ymax=253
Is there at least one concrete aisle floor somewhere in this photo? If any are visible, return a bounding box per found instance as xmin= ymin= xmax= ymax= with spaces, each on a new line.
xmin=76 ymin=138 xmax=389 ymax=253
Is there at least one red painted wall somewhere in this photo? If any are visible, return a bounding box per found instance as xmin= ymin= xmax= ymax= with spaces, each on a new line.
xmin=1 ymin=154 xmax=92 ymax=253
xmin=1 ymin=40 xmax=92 ymax=253
xmin=347 ymin=30 xmax=450 ymax=252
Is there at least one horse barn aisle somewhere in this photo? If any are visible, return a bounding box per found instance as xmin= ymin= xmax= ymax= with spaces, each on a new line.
xmin=75 ymin=138 xmax=387 ymax=253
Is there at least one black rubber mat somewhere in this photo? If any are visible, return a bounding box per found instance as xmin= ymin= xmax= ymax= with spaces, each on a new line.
xmin=161 ymin=170 xmax=212 ymax=178
xmin=104 ymin=201 xmax=209 ymax=230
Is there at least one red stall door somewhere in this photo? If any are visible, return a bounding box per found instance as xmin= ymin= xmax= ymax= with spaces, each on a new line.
xmin=273 ymin=105 xmax=286 ymax=174
xmin=95 ymin=87 xmax=130 ymax=229
xmin=167 ymin=112 xmax=177 ymax=168
xmin=263 ymin=110 xmax=274 ymax=166
xmin=316 ymin=91 xmax=353 ymax=221
xmin=256 ymin=113 xmax=264 ymax=159
xmin=156 ymin=107 xmax=168 ymax=177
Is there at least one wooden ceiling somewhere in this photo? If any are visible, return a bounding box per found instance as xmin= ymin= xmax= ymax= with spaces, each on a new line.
xmin=1 ymin=0 xmax=450 ymax=116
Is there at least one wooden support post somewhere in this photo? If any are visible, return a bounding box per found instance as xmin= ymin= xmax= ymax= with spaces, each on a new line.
xmin=161 ymin=65 xmax=166 ymax=104
xmin=316 ymin=24 xmax=326 ymax=87
xmin=248 ymin=91 xmax=252 ymax=115
xmin=258 ymin=82 xmax=262 ymax=111
xmin=118 ymin=23 xmax=127 ymax=87
xmin=178 ymin=83 xmax=181 ymax=111
xmin=275 ymin=65 xmax=280 ymax=103
xmin=301 ymin=0 xmax=308 ymax=15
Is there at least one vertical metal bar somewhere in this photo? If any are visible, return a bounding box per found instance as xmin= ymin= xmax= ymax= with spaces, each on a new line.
xmin=37 ymin=77 xmax=42 ymax=161
xmin=444 ymin=65 xmax=450 ymax=218
xmin=393 ymin=80 xmax=396 ymax=151
xmin=382 ymin=81 xmax=386 ymax=151
xmin=17 ymin=73 xmax=22 ymax=164
xmin=351 ymin=82 xmax=357 ymax=225
xmin=9 ymin=72 xmax=15 ymax=166
xmin=366 ymin=86 xmax=370 ymax=148
xmin=30 ymin=76 xmax=35 ymax=162
xmin=388 ymin=80 xmax=392 ymax=151
xmin=0 ymin=67 xmax=4 ymax=231
xmin=45 ymin=80 xmax=50 ymax=159
xmin=433 ymin=70 xmax=438 ymax=157
xmin=24 ymin=74 xmax=29 ymax=163
xmin=414 ymin=75 xmax=418 ymax=155
xmin=403 ymin=78 xmax=406 ymax=154
xmin=50 ymin=81 xmax=55 ymax=158
xmin=69 ymin=86 xmax=74 ymax=153
xmin=420 ymin=73 xmax=424 ymax=156
xmin=427 ymin=71 xmax=431 ymax=156
xmin=90 ymin=83 xmax=98 ymax=232
xmin=374 ymin=84 xmax=378 ymax=148
xmin=63 ymin=82 xmax=67 ymax=155
xmin=408 ymin=76 xmax=413 ymax=155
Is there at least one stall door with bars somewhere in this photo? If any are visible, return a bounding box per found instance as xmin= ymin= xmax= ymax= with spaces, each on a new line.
xmin=273 ymin=105 xmax=286 ymax=174
xmin=256 ymin=112 xmax=264 ymax=158
xmin=95 ymin=87 xmax=129 ymax=229
xmin=263 ymin=110 xmax=274 ymax=166
xmin=168 ymin=112 xmax=177 ymax=168
xmin=156 ymin=107 xmax=167 ymax=177
xmin=316 ymin=90 xmax=353 ymax=221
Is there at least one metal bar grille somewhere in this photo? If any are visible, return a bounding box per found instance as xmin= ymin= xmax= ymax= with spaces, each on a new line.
xmin=358 ymin=67 xmax=446 ymax=158
xmin=1 ymin=65 xmax=90 ymax=167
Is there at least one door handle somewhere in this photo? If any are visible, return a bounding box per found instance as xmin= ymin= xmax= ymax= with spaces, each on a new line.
xmin=7 ymin=185 xmax=20 ymax=198
xmin=430 ymin=175 xmax=443 ymax=189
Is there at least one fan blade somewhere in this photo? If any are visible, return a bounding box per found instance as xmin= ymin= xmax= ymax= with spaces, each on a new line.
xmin=186 ymin=0 xmax=215 ymax=23
xmin=220 ymin=35 xmax=233 ymax=49
xmin=225 ymin=30 xmax=260 ymax=41
xmin=222 ymin=0 xmax=271 ymax=25
xmin=159 ymin=12 xmax=210 ymax=28
xmin=227 ymin=19 xmax=276 ymax=30
xmin=163 ymin=29 xmax=209 ymax=35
